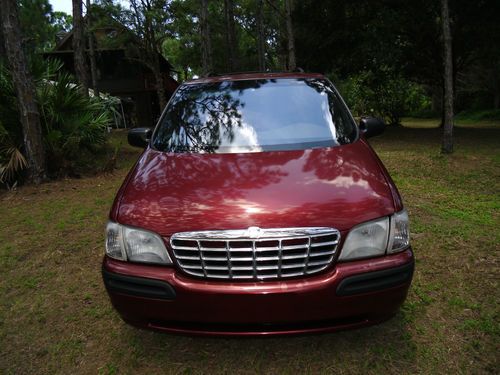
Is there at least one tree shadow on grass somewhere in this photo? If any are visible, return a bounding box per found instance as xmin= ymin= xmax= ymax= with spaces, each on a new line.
xmin=375 ymin=125 xmax=500 ymax=149
xmin=120 ymin=311 xmax=417 ymax=374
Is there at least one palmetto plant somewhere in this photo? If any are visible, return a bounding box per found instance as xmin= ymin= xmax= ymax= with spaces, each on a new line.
xmin=0 ymin=123 xmax=27 ymax=185
xmin=37 ymin=61 xmax=110 ymax=169
xmin=0 ymin=63 xmax=24 ymax=185
xmin=0 ymin=59 xmax=113 ymax=184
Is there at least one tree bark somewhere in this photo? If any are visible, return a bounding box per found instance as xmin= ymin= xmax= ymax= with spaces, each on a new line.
xmin=86 ymin=0 xmax=99 ymax=97
xmin=224 ymin=0 xmax=239 ymax=72
xmin=200 ymin=0 xmax=213 ymax=76
xmin=0 ymin=8 xmax=5 ymax=58
xmin=441 ymin=0 xmax=453 ymax=153
xmin=129 ymin=0 xmax=168 ymax=110
xmin=265 ymin=0 xmax=286 ymax=69
xmin=284 ymin=0 xmax=296 ymax=71
xmin=256 ymin=0 xmax=266 ymax=71
xmin=152 ymin=53 xmax=168 ymax=110
xmin=72 ymin=0 xmax=89 ymax=95
xmin=1 ymin=0 xmax=47 ymax=184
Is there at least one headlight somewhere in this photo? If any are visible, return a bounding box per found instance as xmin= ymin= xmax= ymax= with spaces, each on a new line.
xmin=105 ymin=221 xmax=172 ymax=265
xmin=387 ymin=209 xmax=410 ymax=253
xmin=339 ymin=209 xmax=410 ymax=261
xmin=339 ymin=217 xmax=390 ymax=261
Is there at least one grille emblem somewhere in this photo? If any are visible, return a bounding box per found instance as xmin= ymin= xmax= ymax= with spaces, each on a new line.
xmin=246 ymin=226 xmax=262 ymax=238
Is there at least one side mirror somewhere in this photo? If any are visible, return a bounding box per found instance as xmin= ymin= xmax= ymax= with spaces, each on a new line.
xmin=128 ymin=127 xmax=152 ymax=148
xmin=359 ymin=117 xmax=385 ymax=138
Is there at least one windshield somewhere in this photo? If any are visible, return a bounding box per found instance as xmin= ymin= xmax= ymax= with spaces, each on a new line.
xmin=152 ymin=78 xmax=358 ymax=153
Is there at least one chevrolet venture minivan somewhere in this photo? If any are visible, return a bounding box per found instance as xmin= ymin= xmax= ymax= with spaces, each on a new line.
xmin=102 ymin=72 xmax=414 ymax=336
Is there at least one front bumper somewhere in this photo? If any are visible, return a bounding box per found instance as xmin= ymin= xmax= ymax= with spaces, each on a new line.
xmin=102 ymin=248 xmax=414 ymax=336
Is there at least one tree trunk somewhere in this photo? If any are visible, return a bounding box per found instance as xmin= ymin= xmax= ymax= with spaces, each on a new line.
xmin=494 ymin=89 xmax=500 ymax=109
xmin=152 ymin=53 xmax=168 ymax=110
xmin=284 ymin=0 xmax=296 ymax=71
xmin=224 ymin=0 xmax=239 ymax=72
xmin=153 ymin=69 xmax=167 ymax=111
xmin=0 ymin=8 xmax=5 ymax=58
xmin=256 ymin=0 xmax=266 ymax=71
xmin=86 ymin=0 xmax=99 ymax=97
xmin=1 ymin=0 xmax=47 ymax=184
xmin=72 ymin=0 xmax=89 ymax=95
xmin=441 ymin=0 xmax=453 ymax=154
xmin=439 ymin=81 xmax=444 ymax=127
xmin=200 ymin=0 xmax=213 ymax=76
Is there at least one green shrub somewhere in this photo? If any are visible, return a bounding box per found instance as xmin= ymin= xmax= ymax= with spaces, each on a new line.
xmin=333 ymin=68 xmax=431 ymax=125
xmin=0 ymin=60 xmax=113 ymax=184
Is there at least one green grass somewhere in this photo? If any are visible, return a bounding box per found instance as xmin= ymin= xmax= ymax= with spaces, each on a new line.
xmin=0 ymin=123 xmax=499 ymax=374
xmin=455 ymin=109 xmax=500 ymax=122
xmin=402 ymin=114 xmax=500 ymax=128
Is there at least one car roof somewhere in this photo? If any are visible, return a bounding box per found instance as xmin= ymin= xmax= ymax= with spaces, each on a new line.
xmin=184 ymin=72 xmax=325 ymax=85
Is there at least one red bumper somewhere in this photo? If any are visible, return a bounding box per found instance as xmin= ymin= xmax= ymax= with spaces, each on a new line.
xmin=102 ymin=249 xmax=414 ymax=336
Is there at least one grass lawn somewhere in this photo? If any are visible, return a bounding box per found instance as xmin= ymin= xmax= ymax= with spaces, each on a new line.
xmin=401 ymin=116 xmax=500 ymax=128
xmin=1 ymin=123 xmax=499 ymax=374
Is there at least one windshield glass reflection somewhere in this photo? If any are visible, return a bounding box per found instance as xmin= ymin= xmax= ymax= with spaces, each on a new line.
xmin=153 ymin=78 xmax=357 ymax=153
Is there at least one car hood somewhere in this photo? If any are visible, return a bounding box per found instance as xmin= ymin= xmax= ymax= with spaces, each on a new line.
xmin=114 ymin=140 xmax=396 ymax=236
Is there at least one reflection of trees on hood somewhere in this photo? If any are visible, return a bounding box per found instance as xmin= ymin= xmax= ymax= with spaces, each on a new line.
xmin=163 ymin=151 xmax=301 ymax=200
xmin=302 ymin=146 xmax=387 ymax=199
xmin=122 ymin=150 xmax=306 ymax=232
xmin=154 ymin=83 xmax=244 ymax=153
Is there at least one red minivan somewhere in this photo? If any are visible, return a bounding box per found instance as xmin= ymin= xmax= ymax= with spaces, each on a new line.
xmin=102 ymin=72 xmax=414 ymax=336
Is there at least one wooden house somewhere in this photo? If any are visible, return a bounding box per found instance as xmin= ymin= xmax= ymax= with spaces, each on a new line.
xmin=44 ymin=22 xmax=178 ymax=128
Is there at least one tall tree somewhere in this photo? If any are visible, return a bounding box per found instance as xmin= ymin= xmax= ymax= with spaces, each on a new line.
xmin=18 ymin=0 xmax=57 ymax=53
xmin=200 ymin=0 xmax=213 ymax=75
xmin=129 ymin=0 xmax=170 ymax=109
xmin=284 ymin=0 xmax=296 ymax=71
xmin=0 ymin=8 xmax=5 ymax=60
xmin=165 ymin=0 xmax=203 ymax=80
xmin=256 ymin=0 xmax=266 ymax=71
xmin=224 ymin=0 xmax=239 ymax=71
xmin=1 ymin=0 xmax=47 ymax=184
xmin=72 ymin=0 xmax=90 ymax=95
xmin=441 ymin=0 xmax=454 ymax=153
xmin=86 ymin=0 xmax=100 ymax=97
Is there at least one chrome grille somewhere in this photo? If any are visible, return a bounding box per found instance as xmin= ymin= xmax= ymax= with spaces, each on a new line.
xmin=170 ymin=227 xmax=340 ymax=280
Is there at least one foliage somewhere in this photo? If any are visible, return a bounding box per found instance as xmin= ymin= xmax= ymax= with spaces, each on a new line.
xmin=0 ymin=123 xmax=27 ymax=186
xmin=162 ymin=0 xmax=202 ymax=80
xmin=18 ymin=0 xmax=72 ymax=54
xmin=19 ymin=0 xmax=56 ymax=53
xmin=158 ymin=0 xmax=286 ymax=79
xmin=335 ymin=69 xmax=431 ymax=125
xmin=294 ymin=0 xmax=500 ymax=114
xmin=0 ymin=64 xmax=24 ymax=185
xmin=0 ymin=60 xmax=112 ymax=184
xmin=89 ymin=0 xmax=498 ymax=115
xmin=52 ymin=11 xmax=73 ymax=33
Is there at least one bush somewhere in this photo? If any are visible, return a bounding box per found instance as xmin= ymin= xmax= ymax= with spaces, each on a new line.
xmin=0 ymin=60 xmax=113 ymax=185
xmin=333 ymin=68 xmax=431 ymax=125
